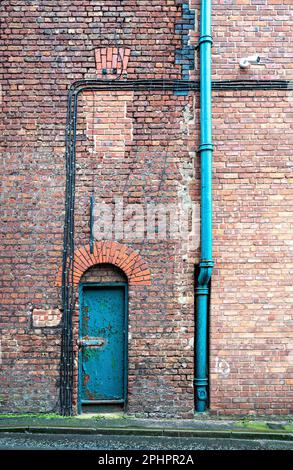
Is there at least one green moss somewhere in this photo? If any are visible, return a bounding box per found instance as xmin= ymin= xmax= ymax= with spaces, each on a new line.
xmin=236 ymin=420 xmax=293 ymax=433
xmin=0 ymin=412 xmax=128 ymax=421
xmin=236 ymin=421 xmax=269 ymax=432
xmin=0 ymin=413 xmax=73 ymax=420
xmin=93 ymin=413 xmax=126 ymax=421
xmin=284 ymin=425 xmax=293 ymax=433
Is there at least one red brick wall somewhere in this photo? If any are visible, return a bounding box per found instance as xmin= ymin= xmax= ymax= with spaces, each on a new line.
xmin=70 ymin=88 xmax=198 ymax=416
xmin=0 ymin=0 xmax=292 ymax=416
xmin=211 ymin=90 xmax=293 ymax=415
xmin=0 ymin=0 xmax=197 ymax=416
xmin=209 ymin=0 xmax=293 ymax=416
xmin=213 ymin=1 xmax=292 ymax=80
xmin=82 ymin=91 xmax=133 ymax=158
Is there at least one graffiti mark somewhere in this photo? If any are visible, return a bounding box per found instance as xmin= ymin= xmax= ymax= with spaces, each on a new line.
xmin=215 ymin=357 xmax=231 ymax=378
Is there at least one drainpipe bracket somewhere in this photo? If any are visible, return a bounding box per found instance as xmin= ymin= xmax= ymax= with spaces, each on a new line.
xmin=200 ymin=260 xmax=214 ymax=269
xmin=193 ymin=377 xmax=208 ymax=387
xmin=198 ymin=143 xmax=214 ymax=153
xmin=198 ymin=34 xmax=213 ymax=47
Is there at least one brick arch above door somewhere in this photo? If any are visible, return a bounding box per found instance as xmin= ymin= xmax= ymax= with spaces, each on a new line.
xmin=56 ymin=241 xmax=151 ymax=287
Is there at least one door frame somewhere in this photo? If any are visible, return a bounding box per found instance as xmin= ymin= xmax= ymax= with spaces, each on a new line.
xmin=78 ymin=282 xmax=129 ymax=414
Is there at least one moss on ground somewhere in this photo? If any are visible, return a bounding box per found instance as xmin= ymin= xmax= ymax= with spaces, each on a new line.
xmin=0 ymin=413 xmax=72 ymax=420
xmin=0 ymin=412 xmax=126 ymax=421
xmin=284 ymin=425 xmax=293 ymax=432
xmin=236 ymin=420 xmax=293 ymax=433
xmin=236 ymin=421 xmax=270 ymax=431
xmin=93 ymin=413 xmax=126 ymax=420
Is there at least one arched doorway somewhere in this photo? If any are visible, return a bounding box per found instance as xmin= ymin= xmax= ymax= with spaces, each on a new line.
xmin=56 ymin=241 xmax=151 ymax=415
xmin=78 ymin=264 xmax=128 ymax=414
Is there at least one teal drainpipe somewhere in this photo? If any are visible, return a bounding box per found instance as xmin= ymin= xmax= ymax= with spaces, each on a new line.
xmin=194 ymin=0 xmax=214 ymax=412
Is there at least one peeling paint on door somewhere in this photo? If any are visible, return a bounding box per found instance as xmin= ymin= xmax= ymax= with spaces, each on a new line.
xmin=78 ymin=284 xmax=127 ymax=411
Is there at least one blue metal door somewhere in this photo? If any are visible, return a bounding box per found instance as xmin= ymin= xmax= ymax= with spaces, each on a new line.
xmin=79 ymin=284 xmax=127 ymax=409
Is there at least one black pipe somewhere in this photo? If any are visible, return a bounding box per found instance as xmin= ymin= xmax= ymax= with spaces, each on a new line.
xmin=67 ymin=78 xmax=291 ymax=94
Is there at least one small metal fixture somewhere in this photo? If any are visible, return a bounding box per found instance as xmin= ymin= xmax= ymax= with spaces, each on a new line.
xmin=90 ymin=194 xmax=94 ymax=254
xmin=239 ymin=55 xmax=261 ymax=69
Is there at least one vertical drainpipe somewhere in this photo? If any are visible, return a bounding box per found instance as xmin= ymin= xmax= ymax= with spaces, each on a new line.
xmin=194 ymin=0 xmax=214 ymax=412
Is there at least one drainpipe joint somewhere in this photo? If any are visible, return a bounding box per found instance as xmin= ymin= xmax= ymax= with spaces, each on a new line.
xmin=196 ymin=260 xmax=214 ymax=291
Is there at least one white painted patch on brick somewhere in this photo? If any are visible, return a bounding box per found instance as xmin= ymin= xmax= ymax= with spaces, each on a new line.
xmin=32 ymin=309 xmax=61 ymax=328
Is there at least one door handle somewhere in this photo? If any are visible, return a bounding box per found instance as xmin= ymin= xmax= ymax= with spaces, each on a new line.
xmin=77 ymin=338 xmax=105 ymax=348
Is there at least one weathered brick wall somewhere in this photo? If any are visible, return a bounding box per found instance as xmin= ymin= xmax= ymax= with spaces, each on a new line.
xmin=209 ymin=0 xmax=293 ymax=416
xmin=80 ymin=264 xmax=127 ymax=284
xmin=211 ymin=90 xmax=293 ymax=415
xmin=0 ymin=0 xmax=292 ymax=416
xmin=70 ymin=89 xmax=198 ymax=416
xmin=0 ymin=0 xmax=197 ymax=416
xmin=213 ymin=1 xmax=292 ymax=80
